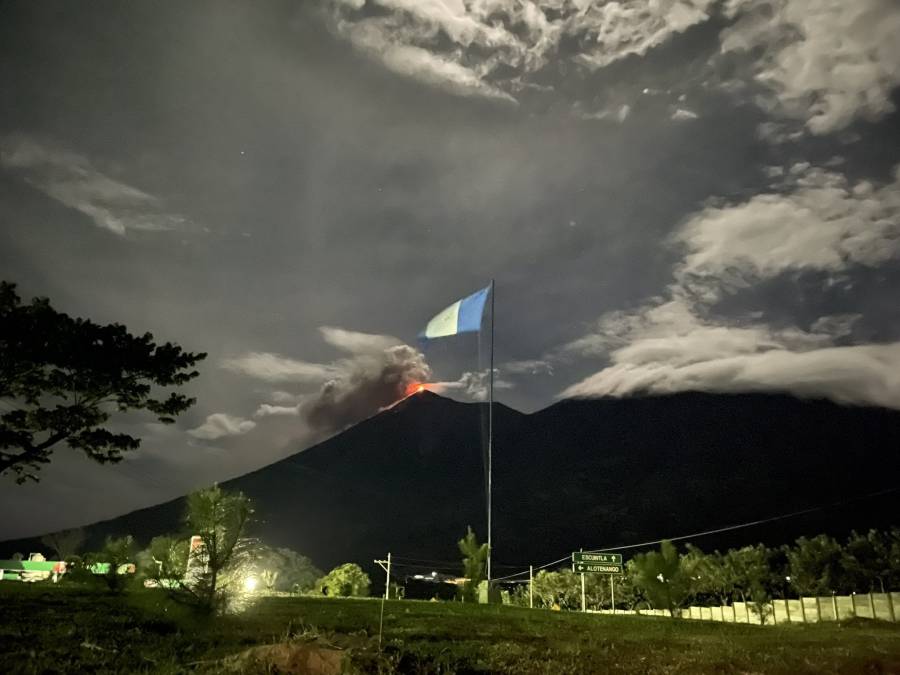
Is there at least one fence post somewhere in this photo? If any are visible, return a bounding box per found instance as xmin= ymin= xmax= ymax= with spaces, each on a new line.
xmin=851 ymin=592 xmax=857 ymax=617
xmin=745 ymin=602 xmax=751 ymax=624
xmin=869 ymin=592 xmax=876 ymax=619
xmin=815 ymin=596 xmax=822 ymax=623
xmin=832 ymin=592 xmax=838 ymax=621
xmin=784 ymin=597 xmax=791 ymax=623
xmin=888 ymin=591 xmax=896 ymax=623
xmin=799 ymin=596 xmax=807 ymax=623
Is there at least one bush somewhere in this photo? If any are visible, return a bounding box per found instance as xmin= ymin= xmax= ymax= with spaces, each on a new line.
xmin=82 ymin=536 xmax=138 ymax=592
xmin=317 ymin=563 xmax=370 ymax=597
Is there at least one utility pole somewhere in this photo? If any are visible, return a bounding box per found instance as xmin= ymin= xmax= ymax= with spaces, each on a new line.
xmin=374 ymin=553 xmax=391 ymax=648
xmin=529 ymin=565 xmax=534 ymax=609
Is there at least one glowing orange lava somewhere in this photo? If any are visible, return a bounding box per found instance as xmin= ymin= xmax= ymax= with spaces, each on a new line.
xmin=405 ymin=382 xmax=428 ymax=396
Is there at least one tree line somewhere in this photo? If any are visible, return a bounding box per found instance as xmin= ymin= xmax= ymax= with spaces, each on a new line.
xmin=34 ymin=485 xmax=372 ymax=614
xmin=513 ymin=530 xmax=900 ymax=621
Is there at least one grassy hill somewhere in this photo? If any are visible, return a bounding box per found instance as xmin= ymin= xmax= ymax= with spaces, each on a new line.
xmin=3 ymin=583 xmax=900 ymax=673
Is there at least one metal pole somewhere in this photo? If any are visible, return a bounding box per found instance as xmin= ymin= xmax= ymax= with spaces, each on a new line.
xmin=529 ymin=565 xmax=533 ymax=609
xmin=375 ymin=554 xmax=390 ymax=649
xmin=610 ymin=576 xmax=615 ymax=615
xmin=581 ymin=572 xmax=586 ymax=613
xmin=487 ymin=279 xmax=494 ymax=585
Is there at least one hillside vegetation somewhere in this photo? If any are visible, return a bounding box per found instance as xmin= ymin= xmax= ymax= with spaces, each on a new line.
xmin=3 ymin=584 xmax=900 ymax=674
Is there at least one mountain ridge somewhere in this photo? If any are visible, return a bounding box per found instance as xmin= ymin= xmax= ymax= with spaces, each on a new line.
xmin=4 ymin=391 xmax=900 ymax=572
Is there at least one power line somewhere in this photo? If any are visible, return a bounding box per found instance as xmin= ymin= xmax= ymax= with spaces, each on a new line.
xmin=489 ymin=485 xmax=900 ymax=583
xmin=586 ymin=484 xmax=900 ymax=554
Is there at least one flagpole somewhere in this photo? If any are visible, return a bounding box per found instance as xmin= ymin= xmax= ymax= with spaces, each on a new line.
xmin=487 ymin=278 xmax=494 ymax=585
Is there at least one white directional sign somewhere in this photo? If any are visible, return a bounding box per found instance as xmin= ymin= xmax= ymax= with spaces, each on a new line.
xmin=572 ymin=552 xmax=623 ymax=574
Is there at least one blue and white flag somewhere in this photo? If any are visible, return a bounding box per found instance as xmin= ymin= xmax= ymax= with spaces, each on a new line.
xmin=420 ymin=285 xmax=490 ymax=340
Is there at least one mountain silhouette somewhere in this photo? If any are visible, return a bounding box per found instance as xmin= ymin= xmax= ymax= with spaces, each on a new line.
xmin=5 ymin=391 xmax=900 ymax=573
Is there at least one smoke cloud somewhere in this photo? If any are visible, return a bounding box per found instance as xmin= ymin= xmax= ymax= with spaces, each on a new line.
xmin=302 ymin=343 xmax=431 ymax=434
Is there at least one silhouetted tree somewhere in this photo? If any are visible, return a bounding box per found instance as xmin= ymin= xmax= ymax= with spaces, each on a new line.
xmin=842 ymin=529 xmax=896 ymax=593
xmin=84 ymin=535 xmax=137 ymax=593
xmin=0 ymin=281 xmax=206 ymax=482
xmin=183 ymin=485 xmax=255 ymax=613
xmin=458 ymin=526 xmax=488 ymax=602
xmin=788 ymin=535 xmax=847 ymax=596
xmin=683 ymin=546 xmax=737 ymax=606
xmin=141 ymin=535 xmax=190 ymax=582
xmin=255 ymin=546 xmax=322 ymax=594
xmin=317 ymin=563 xmax=370 ymax=597
xmin=630 ymin=540 xmax=692 ymax=616
xmin=725 ymin=544 xmax=777 ymax=624
xmin=40 ymin=527 xmax=85 ymax=559
xmin=532 ymin=568 xmax=580 ymax=609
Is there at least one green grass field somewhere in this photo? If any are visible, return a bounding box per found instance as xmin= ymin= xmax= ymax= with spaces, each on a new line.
xmin=3 ymin=584 xmax=900 ymax=674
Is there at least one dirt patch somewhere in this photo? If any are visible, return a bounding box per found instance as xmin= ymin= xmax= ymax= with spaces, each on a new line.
xmin=220 ymin=641 xmax=345 ymax=674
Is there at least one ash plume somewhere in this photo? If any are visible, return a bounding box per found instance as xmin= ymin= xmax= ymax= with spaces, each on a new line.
xmin=302 ymin=344 xmax=430 ymax=434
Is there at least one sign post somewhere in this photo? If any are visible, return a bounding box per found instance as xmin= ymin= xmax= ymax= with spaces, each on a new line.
xmin=572 ymin=552 xmax=623 ymax=575
xmin=610 ymin=576 xmax=615 ymax=614
xmin=581 ymin=572 xmax=586 ymax=613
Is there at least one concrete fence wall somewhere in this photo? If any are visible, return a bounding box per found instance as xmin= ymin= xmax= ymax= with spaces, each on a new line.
xmin=589 ymin=592 xmax=900 ymax=624
xmin=682 ymin=592 xmax=900 ymax=624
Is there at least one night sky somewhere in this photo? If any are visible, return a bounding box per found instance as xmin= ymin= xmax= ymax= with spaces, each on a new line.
xmin=1 ymin=0 xmax=899 ymax=539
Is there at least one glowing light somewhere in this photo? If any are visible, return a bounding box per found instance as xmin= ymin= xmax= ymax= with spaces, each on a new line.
xmin=405 ymin=382 xmax=428 ymax=397
xmin=244 ymin=576 xmax=258 ymax=592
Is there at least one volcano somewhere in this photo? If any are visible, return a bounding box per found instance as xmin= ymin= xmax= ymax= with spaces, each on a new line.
xmin=5 ymin=391 xmax=900 ymax=573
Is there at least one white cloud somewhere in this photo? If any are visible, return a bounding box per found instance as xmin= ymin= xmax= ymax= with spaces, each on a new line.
xmin=671 ymin=108 xmax=699 ymax=121
xmin=676 ymin=164 xmax=900 ymax=290
xmin=721 ymin=0 xmax=900 ymax=134
xmin=503 ymin=359 xmax=554 ymax=376
xmin=338 ymin=14 xmax=517 ymax=103
xmin=434 ymin=369 xmax=513 ymax=401
xmin=576 ymin=103 xmax=631 ymax=123
xmin=325 ymin=0 xmax=715 ymax=103
xmin=571 ymin=0 xmax=716 ymax=69
xmin=562 ymin=162 xmax=900 ymax=409
xmin=269 ymin=390 xmax=304 ymax=404
xmin=187 ymin=413 xmax=256 ymax=440
xmin=565 ymin=337 xmax=900 ymax=410
xmin=253 ymin=403 xmax=301 ymax=418
xmin=563 ymin=299 xmax=900 ymax=409
xmin=318 ymin=326 xmax=402 ymax=354
xmin=0 ymin=134 xmax=191 ymax=235
xmin=221 ymin=352 xmax=340 ymax=383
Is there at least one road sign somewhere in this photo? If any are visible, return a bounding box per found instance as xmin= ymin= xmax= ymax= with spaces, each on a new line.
xmin=572 ymin=552 xmax=624 ymax=575
xmin=573 ymin=562 xmax=623 ymax=574
xmin=573 ymin=552 xmax=622 ymax=565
